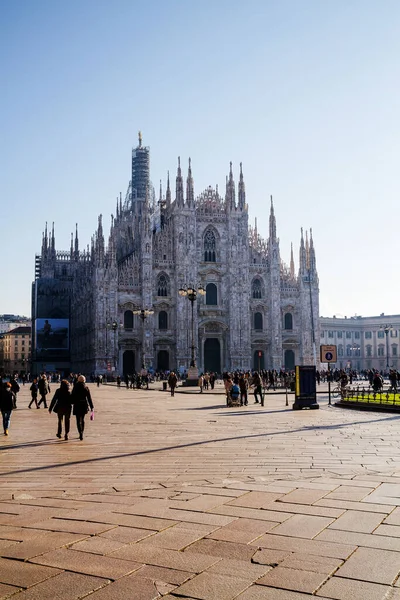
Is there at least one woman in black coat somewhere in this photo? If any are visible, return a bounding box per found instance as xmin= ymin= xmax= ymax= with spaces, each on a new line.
xmin=49 ymin=380 xmax=72 ymax=440
xmin=71 ymin=375 xmax=94 ymax=440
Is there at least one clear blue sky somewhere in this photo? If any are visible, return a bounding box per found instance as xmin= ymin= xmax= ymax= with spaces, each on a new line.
xmin=1 ymin=0 xmax=399 ymax=318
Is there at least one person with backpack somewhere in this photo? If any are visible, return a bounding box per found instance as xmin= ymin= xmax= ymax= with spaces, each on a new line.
xmin=29 ymin=378 xmax=39 ymax=408
xmin=38 ymin=375 xmax=50 ymax=408
xmin=49 ymin=379 xmax=72 ymax=440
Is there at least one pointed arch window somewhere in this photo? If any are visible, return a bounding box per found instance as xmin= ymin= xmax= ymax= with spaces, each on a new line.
xmin=157 ymin=273 xmax=169 ymax=297
xmin=284 ymin=313 xmax=293 ymax=330
xmin=252 ymin=278 xmax=262 ymax=299
xmin=254 ymin=312 xmax=263 ymax=330
xmin=204 ymin=230 xmax=216 ymax=262
xmin=206 ymin=283 xmax=218 ymax=305
xmin=159 ymin=311 xmax=168 ymax=330
xmin=124 ymin=310 xmax=133 ymax=330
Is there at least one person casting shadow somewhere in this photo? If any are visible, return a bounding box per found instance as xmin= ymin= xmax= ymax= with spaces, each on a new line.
xmin=49 ymin=379 xmax=72 ymax=440
xmin=71 ymin=375 xmax=94 ymax=440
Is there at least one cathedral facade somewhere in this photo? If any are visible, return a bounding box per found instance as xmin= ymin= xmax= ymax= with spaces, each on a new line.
xmin=32 ymin=134 xmax=320 ymax=376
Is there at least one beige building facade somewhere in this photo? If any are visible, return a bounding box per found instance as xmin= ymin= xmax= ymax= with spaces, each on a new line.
xmin=319 ymin=314 xmax=400 ymax=372
xmin=1 ymin=326 xmax=31 ymax=375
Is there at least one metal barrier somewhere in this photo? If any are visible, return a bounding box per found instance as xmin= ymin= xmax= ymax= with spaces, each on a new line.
xmin=337 ymin=386 xmax=400 ymax=408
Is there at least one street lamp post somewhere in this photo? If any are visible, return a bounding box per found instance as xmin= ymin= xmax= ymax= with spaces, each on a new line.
xmin=106 ymin=320 xmax=122 ymax=374
xmin=179 ymin=285 xmax=206 ymax=383
xmin=381 ymin=324 xmax=393 ymax=371
xmin=133 ymin=308 xmax=154 ymax=370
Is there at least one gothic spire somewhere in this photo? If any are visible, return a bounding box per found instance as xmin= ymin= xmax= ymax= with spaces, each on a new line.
xmin=116 ymin=197 xmax=119 ymax=220
xmin=159 ymin=179 xmax=162 ymax=203
xmin=74 ymin=223 xmax=79 ymax=258
xmin=299 ymin=227 xmax=306 ymax=273
xmin=225 ymin=161 xmax=235 ymax=210
xmin=166 ymin=171 xmax=171 ymax=206
xmin=70 ymin=232 xmax=74 ymax=259
xmin=238 ymin=162 xmax=246 ymax=209
xmin=44 ymin=222 xmax=48 ymax=253
xmin=186 ymin=157 xmax=194 ymax=207
xmin=176 ymin=156 xmax=184 ymax=207
xmin=269 ymin=196 xmax=276 ymax=242
xmin=290 ymin=242 xmax=295 ymax=278
xmin=96 ymin=214 xmax=104 ymax=265
xmin=305 ymin=230 xmax=310 ymax=269
xmin=119 ymin=192 xmax=122 ymax=216
xmin=51 ymin=222 xmax=55 ymax=256
xmin=309 ymin=227 xmax=316 ymax=271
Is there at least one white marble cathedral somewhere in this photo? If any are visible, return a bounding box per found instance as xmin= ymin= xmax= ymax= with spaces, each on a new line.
xmin=32 ymin=134 xmax=319 ymax=376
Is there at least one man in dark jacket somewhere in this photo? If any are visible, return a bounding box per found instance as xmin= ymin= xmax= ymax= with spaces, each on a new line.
xmin=0 ymin=382 xmax=15 ymax=435
xmin=38 ymin=375 xmax=50 ymax=408
xmin=49 ymin=380 xmax=72 ymax=440
xmin=168 ymin=371 xmax=178 ymax=397
xmin=10 ymin=377 xmax=20 ymax=408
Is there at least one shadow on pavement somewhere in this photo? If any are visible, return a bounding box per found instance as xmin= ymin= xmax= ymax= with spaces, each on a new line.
xmin=2 ymin=413 xmax=400 ymax=477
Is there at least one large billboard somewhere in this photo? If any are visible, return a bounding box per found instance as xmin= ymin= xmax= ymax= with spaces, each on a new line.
xmin=35 ymin=279 xmax=71 ymax=319
xmin=36 ymin=318 xmax=69 ymax=352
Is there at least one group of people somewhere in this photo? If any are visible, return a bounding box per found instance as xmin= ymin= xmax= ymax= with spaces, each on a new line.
xmin=221 ymin=371 xmax=266 ymax=406
xmin=0 ymin=374 xmax=94 ymax=440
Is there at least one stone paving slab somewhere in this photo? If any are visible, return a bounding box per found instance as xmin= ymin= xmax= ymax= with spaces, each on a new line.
xmin=0 ymin=582 xmax=20 ymax=599
xmin=172 ymin=571 xmax=251 ymax=600
xmin=30 ymin=548 xmax=143 ymax=580
xmin=256 ymin=565 xmax=330 ymax=594
xmin=0 ymin=531 xmax=87 ymax=560
xmin=334 ymin=546 xmax=400 ymax=584
xmin=6 ymin=572 xmax=109 ymax=600
xmin=0 ymin=557 xmax=61 ymax=588
xmin=236 ymin=586 xmax=331 ymax=599
xmin=316 ymin=577 xmax=391 ymax=600
xmin=4 ymin=384 xmax=400 ymax=598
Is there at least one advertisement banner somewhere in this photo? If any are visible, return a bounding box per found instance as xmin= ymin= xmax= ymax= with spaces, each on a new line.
xmin=36 ymin=318 xmax=69 ymax=352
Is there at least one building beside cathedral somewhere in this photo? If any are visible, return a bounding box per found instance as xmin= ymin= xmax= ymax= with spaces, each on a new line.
xmin=31 ymin=134 xmax=319 ymax=376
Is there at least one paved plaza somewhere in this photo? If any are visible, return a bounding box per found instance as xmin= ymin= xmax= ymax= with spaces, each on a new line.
xmin=2 ymin=383 xmax=400 ymax=598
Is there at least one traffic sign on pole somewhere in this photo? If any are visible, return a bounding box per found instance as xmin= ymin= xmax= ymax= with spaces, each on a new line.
xmin=320 ymin=345 xmax=337 ymax=363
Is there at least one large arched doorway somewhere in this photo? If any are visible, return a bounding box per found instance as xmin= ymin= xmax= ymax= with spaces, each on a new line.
xmin=204 ymin=338 xmax=221 ymax=374
xmin=253 ymin=350 xmax=265 ymax=371
xmin=157 ymin=350 xmax=169 ymax=371
xmin=284 ymin=349 xmax=295 ymax=371
xmin=123 ymin=350 xmax=135 ymax=375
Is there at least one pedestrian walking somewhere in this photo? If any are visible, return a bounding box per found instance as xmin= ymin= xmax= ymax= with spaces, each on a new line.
xmin=10 ymin=377 xmax=20 ymax=408
xmin=252 ymin=371 xmax=264 ymax=406
xmin=168 ymin=371 xmax=178 ymax=397
xmin=0 ymin=382 xmax=15 ymax=436
xmin=29 ymin=379 xmax=39 ymax=408
xmin=37 ymin=375 xmax=50 ymax=408
xmin=48 ymin=380 xmax=72 ymax=440
xmin=71 ymin=375 xmax=94 ymax=440
xmin=198 ymin=374 xmax=204 ymax=393
xmin=239 ymin=374 xmax=248 ymax=406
